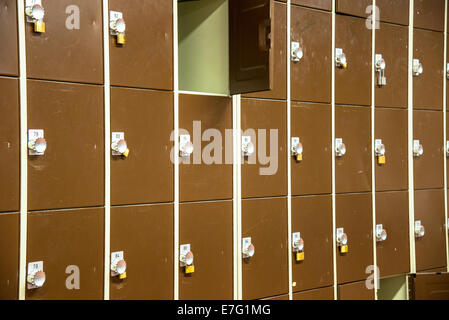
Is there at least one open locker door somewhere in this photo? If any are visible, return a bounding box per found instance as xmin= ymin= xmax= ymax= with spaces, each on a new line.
xmin=229 ymin=0 xmax=274 ymax=95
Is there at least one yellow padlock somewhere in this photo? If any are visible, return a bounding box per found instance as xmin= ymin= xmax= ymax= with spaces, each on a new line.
xmin=342 ymin=62 xmax=348 ymax=69
xmin=296 ymin=252 xmax=305 ymax=262
xmin=119 ymin=272 xmax=127 ymax=280
xmin=123 ymin=148 xmax=130 ymax=158
xmin=34 ymin=21 xmax=45 ymax=33
xmin=378 ymin=155 xmax=386 ymax=165
xmin=185 ymin=265 xmax=195 ymax=274
xmin=340 ymin=245 xmax=348 ymax=254
xmin=117 ymin=33 xmax=126 ymax=45
xmin=296 ymin=154 xmax=303 ymax=162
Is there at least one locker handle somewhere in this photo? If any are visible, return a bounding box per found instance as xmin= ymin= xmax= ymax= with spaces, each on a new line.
xmin=180 ymin=251 xmax=194 ymax=267
xmin=25 ymin=3 xmax=46 ymax=34
xmin=293 ymin=238 xmax=304 ymax=252
xmin=27 ymin=270 xmax=46 ymax=289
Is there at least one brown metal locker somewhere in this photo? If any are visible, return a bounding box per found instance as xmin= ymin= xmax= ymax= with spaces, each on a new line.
xmin=414 ymin=189 xmax=447 ymax=272
xmin=179 ymin=94 xmax=233 ymax=202
xmin=291 ymin=6 xmax=332 ymax=103
xmin=413 ymin=110 xmax=444 ymax=190
xmin=109 ymin=0 xmax=173 ymax=90
xmin=241 ymin=98 xmax=287 ymax=198
xmin=375 ymin=23 xmax=408 ymax=109
xmin=335 ymin=106 xmax=372 ymax=194
xmin=242 ymin=197 xmax=288 ymax=300
xmin=336 ymin=193 xmax=373 ymax=284
xmin=0 ymin=77 xmax=20 ymax=212
xmin=291 ymin=102 xmax=331 ymax=196
xmin=376 ymin=0 xmax=409 ymax=26
xmin=376 ymin=191 xmax=410 ymax=278
xmin=291 ymin=0 xmax=331 ymax=11
xmin=338 ymin=280 xmax=375 ymax=300
xmin=413 ymin=29 xmax=444 ymax=111
xmin=262 ymin=294 xmax=289 ymax=301
xmin=375 ymin=108 xmax=408 ymax=192
xmin=0 ymin=0 xmax=18 ymax=76
xmin=0 ymin=213 xmax=19 ymax=300
xmin=292 ymin=286 xmax=334 ymax=300
xmin=110 ymin=204 xmax=174 ymax=300
xmin=336 ymin=0 xmax=372 ymax=19
xmin=291 ymin=195 xmax=333 ymax=292
xmin=409 ymin=273 xmax=449 ymax=300
xmin=335 ymin=15 xmax=372 ymax=107
xmin=111 ymin=88 xmax=173 ymax=206
xmin=25 ymin=0 xmax=103 ymax=84
xmin=447 ymin=112 xmax=449 ymax=188
xmin=26 ymin=208 xmax=104 ymax=300
xmin=414 ymin=0 xmax=445 ymax=32
xmin=244 ymin=1 xmax=286 ymax=100
xmin=27 ymin=80 xmax=104 ymax=211
xmin=179 ymin=201 xmax=233 ymax=300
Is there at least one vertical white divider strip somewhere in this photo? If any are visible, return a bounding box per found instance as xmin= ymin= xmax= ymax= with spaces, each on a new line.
xmin=17 ymin=0 xmax=28 ymax=300
xmin=232 ymin=95 xmax=239 ymax=299
xmin=331 ymin=0 xmax=337 ymax=300
xmin=444 ymin=0 xmax=448 ymax=272
xmin=103 ymin=0 xmax=111 ymax=300
xmin=236 ymin=94 xmax=242 ymax=299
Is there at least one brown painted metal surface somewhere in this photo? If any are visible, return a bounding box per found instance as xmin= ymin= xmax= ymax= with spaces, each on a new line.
xmin=27 ymin=80 xmax=104 ymax=211
xmin=414 ymin=189 xmax=447 ymax=272
xmin=26 ymin=208 xmax=104 ymax=300
xmin=242 ymin=197 xmax=288 ymax=300
xmin=0 ymin=77 xmax=20 ymax=212
xmin=336 ymin=193 xmax=373 ymax=284
xmin=179 ymin=94 xmax=233 ymax=202
xmin=335 ymin=106 xmax=372 ymax=194
xmin=110 ymin=204 xmax=173 ymax=300
xmin=245 ymin=2 xmax=286 ymax=100
xmin=262 ymin=294 xmax=289 ymax=300
xmin=375 ymin=23 xmax=408 ymax=109
xmin=291 ymin=103 xmax=331 ymax=195
xmin=376 ymin=191 xmax=410 ymax=278
xmin=291 ymin=6 xmax=332 ymax=103
xmin=336 ymin=0 xmax=372 ymax=18
xmin=410 ymin=273 xmax=449 ymax=300
xmin=413 ymin=29 xmax=444 ymax=111
xmin=338 ymin=281 xmax=375 ymax=300
xmin=109 ymin=0 xmax=173 ymax=90
xmin=376 ymin=0 xmax=409 ymax=25
xmin=0 ymin=0 xmax=18 ymax=76
xmin=179 ymin=201 xmax=233 ymax=300
xmin=0 ymin=213 xmax=19 ymax=299
xmin=291 ymin=195 xmax=333 ymax=292
xmin=291 ymin=0 xmax=331 ymax=11
xmin=111 ymin=88 xmax=173 ymax=205
xmin=26 ymin=0 xmax=103 ymax=84
xmin=293 ymin=286 xmax=334 ymax=300
xmin=413 ymin=110 xmax=444 ymax=190
xmin=241 ymin=98 xmax=287 ymax=198
xmin=414 ymin=0 xmax=445 ymax=32
xmin=335 ymin=15 xmax=372 ymax=107
xmin=375 ymin=108 xmax=408 ymax=192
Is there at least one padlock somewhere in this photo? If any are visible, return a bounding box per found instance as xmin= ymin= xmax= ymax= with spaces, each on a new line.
xmin=117 ymin=33 xmax=126 ymax=45
xmin=119 ymin=272 xmax=127 ymax=280
xmin=340 ymin=245 xmax=348 ymax=254
xmin=296 ymin=252 xmax=305 ymax=262
xmin=185 ymin=265 xmax=195 ymax=274
xmin=378 ymin=155 xmax=386 ymax=165
xmin=34 ymin=21 xmax=45 ymax=33
xmin=296 ymin=154 xmax=302 ymax=162
xmin=122 ymin=148 xmax=130 ymax=158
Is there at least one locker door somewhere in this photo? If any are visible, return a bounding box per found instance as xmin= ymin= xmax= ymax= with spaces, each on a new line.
xmin=27 ymin=80 xmax=104 ymax=211
xmin=263 ymin=294 xmax=289 ymax=300
xmin=291 ymin=195 xmax=333 ymax=292
xmin=375 ymin=108 xmax=408 ymax=192
xmin=375 ymin=23 xmax=408 ymax=109
xmin=291 ymin=6 xmax=332 ymax=103
xmin=413 ymin=110 xmax=444 ymax=190
xmin=376 ymin=191 xmax=410 ymax=278
xmin=0 ymin=78 xmax=20 ymax=212
xmin=336 ymin=0 xmax=372 ymax=19
xmin=376 ymin=0 xmax=409 ymax=25
xmin=242 ymin=198 xmax=288 ymax=300
xmin=179 ymin=201 xmax=233 ymax=300
xmin=292 ymin=286 xmax=334 ymax=300
xmin=447 ymin=112 xmax=449 ymax=188
xmin=335 ymin=106 xmax=372 ymax=194
xmin=338 ymin=281 xmax=375 ymax=300
xmin=410 ymin=273 xmax=449 ymax=300
xmin=0 ymin=213 xmax=19 ymax=299
xmin=336 ymin=193 xmax=373 ymax=284
xmin=291 ymin=103 xmax=331 ymax=196
xmin=413 ymin=29 xmax=444 ymax=111
xmin=414 ymin=0 xmax=445 ymax=32
xmin=26 ymin=208 xmax=104 ymax=300
xmin=241 ymin=98 xmax=287 ymax=198
xmin=179 ymin=94 xmax=233 ymax=202
xmin=291 ymin=0 xmax=331 ymax=11
xmin=335 ymin=15 xmax=372 ymax=106
xmin=111 ymin=88 xmax=173 ymax=205
xmin=110 ymin=204 xmax=173 ymax=300
xmin=25 ymin=0 xmax=103 ymax=84
xmin=0 ymin=0 xmax=18 ymax=76
xmin=414 ymin=189 xmax=447 ymax=272
xmin=109 ymin=0 xmax=173 ymax=90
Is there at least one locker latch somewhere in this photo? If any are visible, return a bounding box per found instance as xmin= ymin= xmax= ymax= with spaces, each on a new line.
xmin=446 ymin=63 xmax=449 ymax=80
xmin=375 ymin=54 xmax=387 ymax=86
xmin=335 ymin=138 xmax=346 ymax=157
xmin=446 ymin=141 xmax=449 ymax=157
xmin=27 ymin=261 xmax=46 ymax=289
xmin=292 ymin=232 xmax=305 ymax=262
xmin=414 ymin=221 xmax=425 ymax=238
xmin=242 ymin=136 xmax=255 ymax=157
xmin=335 ymin=48 xmax=347 ymax=69
xmin=28 ymin=129 xmax=47 ymax=156
xmin=291 ymin=42 xmax=303 ymax=62
xmin=180 ymin=244 xmax=195 ymax=274
xmin=111 ymin=132 xmax=130 ymax=157
xmin=111 ymin=251 xmax=127 ymax=279
xmin=413 ymin=59 xmax=423 ymax=77
xmin=375 ymin=224 xmax=387 ymax=242
xmin=242 ymin=237 xmax=255 ymax=259
xmin=413 ymin=140 xmax=424 ymax=157
xmin=25 ymin=0 xmax=45 ymax=33
xmin=291 ymin=137 xmax=303 ymax=162
xmin=110 ymin=11 xmax=126 ymax=45
xmin=336 ymin=228 xmax=348 ymax=254
xmin=375 ymin=139 xmax=386 ymax=165
xmin=179 ymin=134 xmax=194 ymax=158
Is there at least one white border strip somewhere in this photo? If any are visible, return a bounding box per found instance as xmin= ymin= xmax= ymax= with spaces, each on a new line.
xmin=331 ymin=0 xmax=337 ymax=300
xmin=236 ymin=94 xmax=242 ymax=299
xmin=444 ymin=0 xmax=449 ymax=273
